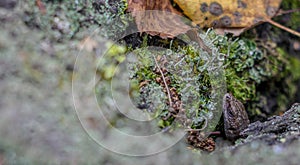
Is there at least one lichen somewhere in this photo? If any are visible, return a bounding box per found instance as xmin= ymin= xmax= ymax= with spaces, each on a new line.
xmin=22 ymin=0 xmax=128 ymax=41
xmin=120 ymin=32 xmax=224 ymax=131
xmin=123 ymin=27 xmax=298 ymax=128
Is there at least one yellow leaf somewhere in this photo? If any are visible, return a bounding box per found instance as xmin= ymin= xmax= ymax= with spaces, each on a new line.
xmin=174 ymin=0 xmax=282 ymax=28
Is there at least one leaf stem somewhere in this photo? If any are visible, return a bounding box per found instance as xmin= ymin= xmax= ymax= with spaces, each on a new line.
xmin=266 ymin=18 xmax=300 ymax=38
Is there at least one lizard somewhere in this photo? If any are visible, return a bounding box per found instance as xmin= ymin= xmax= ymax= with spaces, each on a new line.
xmin=222 ymin=93 xmax=250 ymax=140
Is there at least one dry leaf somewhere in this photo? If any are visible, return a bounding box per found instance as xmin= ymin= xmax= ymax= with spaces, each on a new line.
xmin=174 ymin=0 xmax=282 ymax=28
xmin=174 ymin=0 xmax=282 ymax=35
xmin=127 ymin=0 xmax=192 ymax=38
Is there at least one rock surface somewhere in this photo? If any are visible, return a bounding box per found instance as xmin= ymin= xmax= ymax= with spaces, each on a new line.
xmin=240 ymin=103 xmax=300 ymax=146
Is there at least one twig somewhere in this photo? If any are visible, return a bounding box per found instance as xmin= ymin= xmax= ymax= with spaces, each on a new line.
xmin=174 ymin=56 xmax=185 ymax=67
xmin=276 ymin=8 xmax=300 ymax=16
xmin=266 ymin=18 xmax=300 ymax=38
xmin=151 ymin=54 xmax=173 ymax=107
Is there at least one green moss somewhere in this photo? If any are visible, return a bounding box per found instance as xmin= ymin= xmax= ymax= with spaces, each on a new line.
xmin=96 ymin=42 xmax=127 ymax=80
xmin=289 ymin=56 xmax=300 ymax=80
xmin=120 ymin=26 xmax=297 ymax=129
xmin=211 ymin=27 xmax=298 ymax=118
xmin=281 ymin=0 xmax=300 ymax=30
xmin=123 ymin=40 xmax=211 ymax=129
xmin=210 ymin=34 xmax=264 ymax=102
xmin=273 ymin=48 xmax=300 ymax=113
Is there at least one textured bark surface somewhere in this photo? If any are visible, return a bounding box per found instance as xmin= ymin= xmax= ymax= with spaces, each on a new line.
xmin=238 ymin=103 xmax=300 ymax=146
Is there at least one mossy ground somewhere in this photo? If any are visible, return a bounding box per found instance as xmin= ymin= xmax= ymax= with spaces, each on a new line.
xmin=0 ymin=0 xmax=299 ymax=164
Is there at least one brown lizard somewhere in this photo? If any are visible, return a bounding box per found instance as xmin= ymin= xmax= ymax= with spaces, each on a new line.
xmin=222 ymin=93 xmax=250 ymax=140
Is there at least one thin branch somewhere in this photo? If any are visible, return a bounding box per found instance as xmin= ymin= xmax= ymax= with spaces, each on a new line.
xmin=276 ymin=8 xmax=300 ymax=16
xmin=266 ymin=18 xmax=300 ymax=38
xmin=151 ymin=54 xmax=173 ymax=107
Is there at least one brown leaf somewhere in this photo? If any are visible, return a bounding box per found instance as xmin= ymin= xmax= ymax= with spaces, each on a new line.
xmin=127 ymin=0 xmax=192 ymax=38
